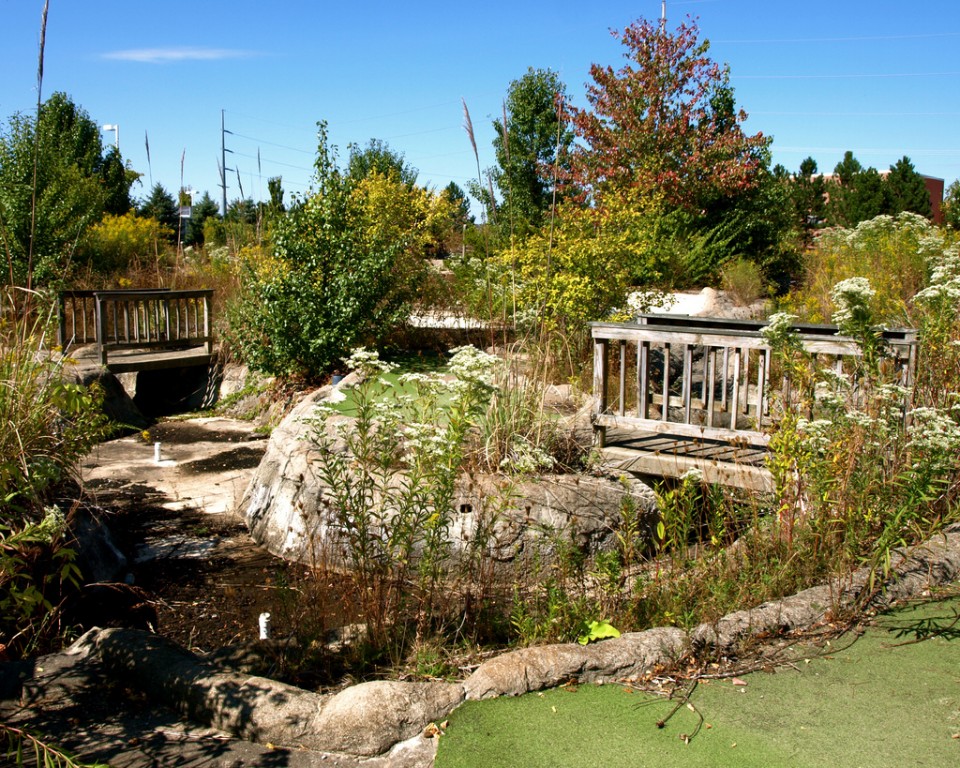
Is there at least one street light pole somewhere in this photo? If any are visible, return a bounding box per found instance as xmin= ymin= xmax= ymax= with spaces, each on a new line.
xmin=102 ymin=123 xmax=119 ymax=151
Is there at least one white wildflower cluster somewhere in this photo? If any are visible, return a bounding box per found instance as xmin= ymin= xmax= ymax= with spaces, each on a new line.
xmin=447 ymin=345 xmax=503 ymax=388
xmin=916 ymin=233 xmax=950 ymax=263
xmin=761 ymin=312 xmax=798 ymax=349
xmin=499 ymin=436 xmax=555 ymax=475
xmin=796 ymin=418 xmax=834 ymax=453
xmin=813 ymin=385 xmax=848 ymax=413
xmin=39 ymin=505 xmax=66 ymax=535
xmin=914 ymin=243 xmax=960 ymax=309
xmin=907 ymin=406 xmax=960 ymax=470
xmin=845 ymin=409 xmax=878 ymax=430
xmin=820 ymin=213 xmax=937 ymax=261
xmin=679 ymin=468 xmax=703 ymax=485
xmin=813 ymin=368 xmax=852 ymax=411
xmin=830 ymin=277 xmax=875 ymax=329
xmin=342 ymin=347 xmax=396 ymax=377
xmin=402 ymin=421 xmax=451 ymax=461
xmin=397 ymin=370 xmax=451 ymax=396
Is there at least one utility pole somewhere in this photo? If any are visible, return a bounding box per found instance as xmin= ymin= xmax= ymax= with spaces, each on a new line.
xmin=661 ymin=1 xmax=667 ymax=30
xmin=221 ymin=109 xmax=233 ymax=218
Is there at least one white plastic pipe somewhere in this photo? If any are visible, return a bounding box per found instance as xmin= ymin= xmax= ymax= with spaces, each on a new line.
xmin=259 ymin=612 xmax=271 ymax=640
xmin=154 ymin=442 xmax=162 ymax=463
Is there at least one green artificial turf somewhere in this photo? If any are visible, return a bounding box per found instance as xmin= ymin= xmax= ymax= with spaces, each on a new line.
xmin=437 ymin=594 xmax=960 ymax=768
xmin=327 ymin=352 xmax=452 ymax=417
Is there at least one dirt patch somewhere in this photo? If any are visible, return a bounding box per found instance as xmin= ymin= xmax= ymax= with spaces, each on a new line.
xmin=79 ymin=417 xmax=355 ymax=673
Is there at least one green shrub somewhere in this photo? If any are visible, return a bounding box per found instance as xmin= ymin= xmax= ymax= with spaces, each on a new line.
xmin=227 ymin=124 xmax=437 ymax=380
xmin=1 ymin=290 xmax=110 ymax=657
xmin=720 ymin=257 xmax=767 ymax=306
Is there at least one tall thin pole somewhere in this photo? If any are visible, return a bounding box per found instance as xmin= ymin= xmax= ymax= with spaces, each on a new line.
xmin=221 ymin=109 xmax=228 ymax=218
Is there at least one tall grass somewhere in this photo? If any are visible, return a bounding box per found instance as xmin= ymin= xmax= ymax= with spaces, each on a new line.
xmin=0 ymin=289 xmax=109 ymax=657
xmin=0 ymin=290 xmax=109 ymax=521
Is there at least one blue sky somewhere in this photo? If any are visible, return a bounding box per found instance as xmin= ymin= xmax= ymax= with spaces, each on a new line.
xmin=2 ymin=0 xmax=959 ymax=213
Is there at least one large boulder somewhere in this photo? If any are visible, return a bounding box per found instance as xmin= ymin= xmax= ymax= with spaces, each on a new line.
xmin=70 ymin=366 xmax=149 ymax=432
xmin=241 ymin=381 xmax=658 ymax=566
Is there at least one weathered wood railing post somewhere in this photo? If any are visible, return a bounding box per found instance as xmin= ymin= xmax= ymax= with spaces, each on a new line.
xmin=96 ymin=293 xmax=108 ymax=366
xmin=56 ymin=291 xmax=67 ymax=349
xmin=593 ymin=337 xmax=609 ymax=448
xmin=203 ymin=292 xmax=213 ymax=355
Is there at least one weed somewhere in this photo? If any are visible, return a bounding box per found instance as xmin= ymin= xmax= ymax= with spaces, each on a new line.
xmin=720 ymin=257 xmax=767 ymax=307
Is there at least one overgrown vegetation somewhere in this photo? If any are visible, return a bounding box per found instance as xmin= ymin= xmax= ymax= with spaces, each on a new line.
xmin=274 ymin=210 xmax=960 ymax=676
xmin=1 ymin=3 xmax=957 ymax=705
xmin=0 ymin=290 xmax=109 ymax=656
xmin=226 ymin=123 xmax=458 ymax=380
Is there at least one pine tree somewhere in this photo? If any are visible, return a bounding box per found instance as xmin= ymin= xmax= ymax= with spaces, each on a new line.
xmin=885 ymin=156 xmax=932 ymax=218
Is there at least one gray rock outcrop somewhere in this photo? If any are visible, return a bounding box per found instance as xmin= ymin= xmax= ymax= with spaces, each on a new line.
xmin=240 ymin=380 xmax=657 ymax=566
xmin=72 ymin=627 xmax=464 ymax=757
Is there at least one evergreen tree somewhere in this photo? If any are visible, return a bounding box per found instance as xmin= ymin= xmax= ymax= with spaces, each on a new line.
xmin=885 ymin=156 xmax=932 ymax=218
xmin=139 ymin=184 xmax=179 ymax=240
xmin=827 ymin=152 xmax=889 ymax=227
xmin=185 ymin=191 xmax=219 ymax=247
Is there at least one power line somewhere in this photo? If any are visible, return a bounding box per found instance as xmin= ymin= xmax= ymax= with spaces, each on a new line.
xmin=232 ymin=150 xmax=314 ymax=173
xmin=751 ymin=110 xmax=960 ymax=117
xmin=718 ymin=31 xmax=960 ymax=44
xmin=229 ymin=132 xmax=314 ymax=155
xmin=735 ymin=70 xmax=960 ymax=80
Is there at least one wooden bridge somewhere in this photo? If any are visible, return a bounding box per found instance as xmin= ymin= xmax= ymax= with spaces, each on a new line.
xmin=57 ymin=289 xmax=214 ymax=373
xmin=592 ymin=314 xmax=917 ymax=491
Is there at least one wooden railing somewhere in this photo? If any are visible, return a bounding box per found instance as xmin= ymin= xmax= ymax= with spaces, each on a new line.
xmin=592 ymin=314 xmax=917 ymax=448
xmin=58 ymin=289 xmax=214 ymax=366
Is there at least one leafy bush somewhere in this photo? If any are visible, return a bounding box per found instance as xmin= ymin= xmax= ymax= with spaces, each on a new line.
xmin=75 ymin=212 xmax=169 ymax=274
xmin=1 ymin=290 xmax=110 ymax=657
xmin=227 ymin=124 xmax=449 ymax=380
xmin=0 ymin=506 xmax=81 ymax=656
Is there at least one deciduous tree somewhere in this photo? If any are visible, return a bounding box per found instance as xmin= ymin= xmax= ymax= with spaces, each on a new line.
xmin=347 ymin=138 xmax=418 ymax=187
xmin=0 ymin=92 xmax=136 ymax=285
xmin=569 ymin=17 xmax=768 ymax=211
xmin=490 ymin=68 xmax=573 ymax=238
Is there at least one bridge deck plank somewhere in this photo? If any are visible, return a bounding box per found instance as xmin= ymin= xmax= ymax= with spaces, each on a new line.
xmin=600 ymin=429 xmax=773 ymax=492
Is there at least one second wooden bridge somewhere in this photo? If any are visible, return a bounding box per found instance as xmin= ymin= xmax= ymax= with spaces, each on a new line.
xmin=592 ymin=314 xmax=917 ymax=491
xmin=58 ymin=288 xmax=214 ymax=373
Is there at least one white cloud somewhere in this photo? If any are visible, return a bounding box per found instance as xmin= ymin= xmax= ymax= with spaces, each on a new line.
xmin=101 ymin=47 xmax=256 ymax=64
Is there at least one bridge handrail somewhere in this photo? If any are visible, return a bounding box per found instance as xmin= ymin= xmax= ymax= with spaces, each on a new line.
xmin=591 ymin=316 xmax=917 ymax=448
xmin=58 ymin=288 xmax=214 ymax=366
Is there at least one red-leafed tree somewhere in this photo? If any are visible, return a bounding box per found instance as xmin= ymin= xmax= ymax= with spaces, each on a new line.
xmin=570 ymin=17 xmax=769 ymax=212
